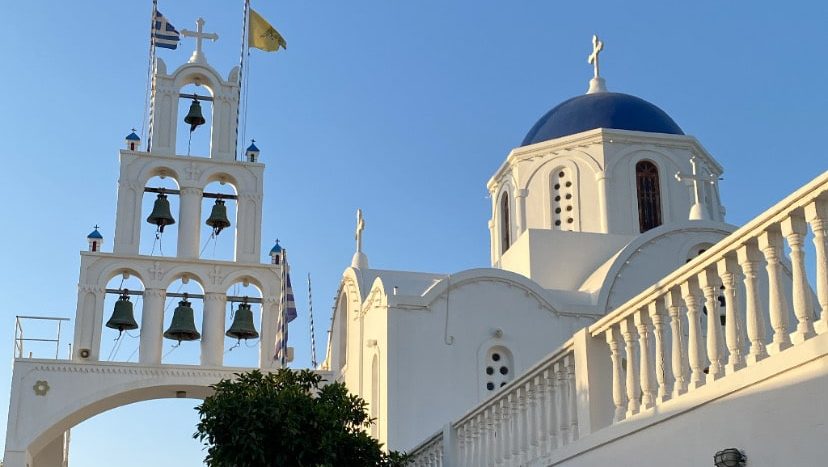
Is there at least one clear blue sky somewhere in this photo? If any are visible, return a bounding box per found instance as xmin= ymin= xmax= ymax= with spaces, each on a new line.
xmin=1 ymin=1 xmax=826 ymax=465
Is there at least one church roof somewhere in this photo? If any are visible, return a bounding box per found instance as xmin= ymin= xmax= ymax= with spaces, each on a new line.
xmin=87 ymin=229 xmax=103 ymax=239
xmin=246 ymin=141 xmax=259 ymax=152
xmin=125 ymin=131 xmax=141 ymax=141
xmin=269 ymin=241 xmax=282 ymax=254
xmin=521 ymin=92 xmax=684 ymax=146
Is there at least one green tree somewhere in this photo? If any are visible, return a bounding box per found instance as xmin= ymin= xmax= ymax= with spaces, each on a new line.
xmin=194 ymin=369 xmax=409 ymax=467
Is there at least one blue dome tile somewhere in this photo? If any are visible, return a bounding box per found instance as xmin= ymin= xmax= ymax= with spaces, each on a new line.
xmin=521 ymin=92 xmax=683 ymax=146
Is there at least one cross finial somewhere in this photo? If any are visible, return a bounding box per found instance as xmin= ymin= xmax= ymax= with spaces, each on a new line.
xmin=588 ymin=34 xmax=604 ymax=79
xmin=355 ymin=209 xmax=365 ymax=253
xmin=181 ymin=18 xmax=219 ymax=65
xmin=93 ymin=224 xmax=100 ymax=230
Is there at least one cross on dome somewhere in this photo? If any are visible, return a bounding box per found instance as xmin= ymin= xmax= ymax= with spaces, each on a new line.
xmin=586 ymin=34 xmax=608 ymax=94
xmin=181 ymin=17 xmax=219 ymax=65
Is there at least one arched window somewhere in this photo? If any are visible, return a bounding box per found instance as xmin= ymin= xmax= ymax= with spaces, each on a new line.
xmin=371 ymin=355 xmax=379 ymax=437
xmin=551 ymin=169 xmax=576 ymax=230
xmin=636 ymin=161 xmax=662 ymax=233
xmin=500 ymin=192 xmax=511 ymax=253
xmin=337 ymin=295 xmax=348 ymax=370
xmin=483 ymin=346 xmax=514 ymax=393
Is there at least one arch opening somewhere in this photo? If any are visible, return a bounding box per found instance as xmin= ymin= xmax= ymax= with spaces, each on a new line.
xmin=223 ymin=280 xmax=264 ymax=368
xmin=636 ymin=160 xmax=663 ymax=233
xmin=162 ymin=277 xmax=206 ymax=365
xmin=199 ymin=180 xmax=238 ymax=262
xmin=140 ymin=175 xmax=181 ymax=257
xmin=176 ymin=83 xmax=214 ymax=157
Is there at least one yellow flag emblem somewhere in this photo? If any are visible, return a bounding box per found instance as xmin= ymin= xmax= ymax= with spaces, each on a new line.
xmin=249 ymin=9 xmax=286 ymax=52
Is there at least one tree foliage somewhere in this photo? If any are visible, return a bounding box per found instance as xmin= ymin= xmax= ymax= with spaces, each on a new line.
xmin=194 ymin=369 xmax=409 ymax=467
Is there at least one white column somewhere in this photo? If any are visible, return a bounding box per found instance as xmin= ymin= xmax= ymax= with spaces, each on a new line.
xmin=681 ymin=280 xmax=706 ymax=390
xmin=806 ymin=200 xmax=828 ymax=334
xmin=596 ymin=174 xmax=609 ymax=233
xmin=566 ymin=355 xmax=578 ymax=443
xmin=545 ymin=367 xmax=559 ymax=452
xmin=648 ymin=299 xmax=672 ymax=403
xmin=781 ymin=214 xmax=816 ymax=343
xmin=178 ymin=186 xmax=203 ymax=259
xmin=700 ymin=269 xmax=725 ymax=381
xmin=737 ymin=243 xmax=769 ymax=364
xmin=634 ymin=309 xmax=655 ymax=409
xmin=555 ymin=360 xmax=569 ymax=445
xmin=139 ymin=288 xmax=166 ymax=364
xmin=667 ymin=289 xmax=688 ymax=397
xmin=113 ymin=180 xmax=141 ymax=255
xmin=516 ymin=188 xmax=529 ymax=235
xmin=201 ymin=292 xmax=226 ymax=366
xmin=759 ymin=230 xmax=792 ymax=354
xmin=605 ymin=328 xmax=626 ymax=422
xmin=259 ymin=297 xmax=279 ymax=369
xmin=235 ymin=192 xmax=262 ymax=263
xmin=718 ymin=256 xmax=746 ymax=374
xmin=619 ymin=318 xmax=640 ymax=417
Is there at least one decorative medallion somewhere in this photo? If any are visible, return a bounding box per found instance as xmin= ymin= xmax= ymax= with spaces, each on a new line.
xmin=33 ymin=380 xmax=50 ymax=396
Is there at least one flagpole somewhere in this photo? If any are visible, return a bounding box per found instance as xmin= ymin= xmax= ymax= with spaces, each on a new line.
xmin=235 ymin=0 xmax=251 ymax=160
xmin=279 ymin=249 xmax=289 ymax=368
xmin=308 ymin=273 xmax=318 ymax=368
xmin=145 ymin=0 xmax=159 ymax=151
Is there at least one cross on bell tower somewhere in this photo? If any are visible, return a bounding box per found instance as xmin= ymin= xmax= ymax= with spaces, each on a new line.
xmin=181 ymin=17 xmax=219 ymax=64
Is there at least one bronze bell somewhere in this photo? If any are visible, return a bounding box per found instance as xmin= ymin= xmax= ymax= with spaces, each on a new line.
xmin=106 ymin=291 xmax=139 ymax=332
xmin=147 ymin=193 xmax=176 ymax=233
xmin=184 ymin=98 xmax=206 ymax=132
xmin=163 ymin=296 xmax=200 ymax=342
xmin=206 ymin=198 xmax=231 ymax=235
xmin=226 ymin=302 xmax=259 ymax=340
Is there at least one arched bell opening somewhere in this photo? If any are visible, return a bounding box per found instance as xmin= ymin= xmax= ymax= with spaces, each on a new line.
xmin=223 ymin=280 xmax=264 ymax=368
xmin=100 ymin=272 xmax=146 ymax=363
xmin=199 ymin=179 xmax=238 ymax=261
xmin=176 ymin=83 xmax=214 ymax=157
xmin=69 ymin=397 xmax=205 ymax=466
xmin=161 ymin=276 xmax=206 ymax=365
xmin=140 ymin=175 xmax=181 ymax=257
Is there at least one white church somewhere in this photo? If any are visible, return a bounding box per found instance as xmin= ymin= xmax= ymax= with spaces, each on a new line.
xmin=4 ymin=11 xmax=828 ymax=467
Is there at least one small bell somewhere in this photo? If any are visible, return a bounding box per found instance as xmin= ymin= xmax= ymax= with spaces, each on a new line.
xmin=105 ymin=291 xmax=139 ymax=332
xmin=226 ymin=301 xmax=259 ymax=340
xmin=163 ymin=295 xmax=200 ymax=342
xmin=147 ymin=193 xmax=176 ymax=233
xmin=206 ymin=198 xmax=231 ymax=236
xmin=184 ymin=98 xmax=206 ymax=132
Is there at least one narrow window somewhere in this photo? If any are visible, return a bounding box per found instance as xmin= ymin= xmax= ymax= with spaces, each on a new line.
xmin=552 ymin=169 xmax=576 ymax=230
xmin=337 ymin=295 xmax=348 ymax=370
xmin=500 ymin=192 xmax=511 ymax=253
xmin=636 ymin=161 xmax=662 ymax=232
xmin=483 ymin=346 xmax=514 ymax=393
xmin=371 ymin=355 xmax=379 ymax=437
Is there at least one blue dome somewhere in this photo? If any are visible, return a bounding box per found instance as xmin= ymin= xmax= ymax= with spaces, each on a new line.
xmin=125 ymin=132 xmax=140 ymax=141
xmin=521 ymin=92 xmax=684 ymax=146
xmin=247 ymin=141 xmax=259 ymax=152
xmin=87 ymin=229 xmax=103 ymax=239
xmin=270 ymin=241 xmax=282 ymax=254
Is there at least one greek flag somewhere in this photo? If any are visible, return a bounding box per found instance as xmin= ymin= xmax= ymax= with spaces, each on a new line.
xmin=275 ymin=251 xmax=296 ymax=366
xmin=285 ymin=273 xmax=297 ymax=323
xmin=152 ymin=10 xmax=180 ymax=50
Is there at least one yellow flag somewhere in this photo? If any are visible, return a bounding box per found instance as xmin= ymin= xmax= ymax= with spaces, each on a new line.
xmin=249 ymin=8 xmax=286 ymax=52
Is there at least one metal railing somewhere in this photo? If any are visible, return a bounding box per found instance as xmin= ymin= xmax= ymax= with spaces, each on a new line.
xmin=14 ymin=315 xmax=71 ymax=359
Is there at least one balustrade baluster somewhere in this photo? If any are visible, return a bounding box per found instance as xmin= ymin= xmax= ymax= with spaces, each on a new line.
xmin=493 ymin=399 xmax=504 ymax=465
xmin=510 ymin=389 xmax=522 ymax=462
xmin=782 ymin=214 xmax=817 ymax=343
xmin=759 ymin=229 xmax=793 ymax=354
xmin=806 ymin=199 xmax=828 ymax=334
xmin=457 ymin=424 xmax=467 ymax=466
xmin=648 ymin=298 xmax=672 ymax=403
xmin=634 ymin=309 xmax=655 ymax=409
xmin=737 ymin=242 xmax=769 ymax=363
xmin=620 ymin=317 xmax=641 ymax=416
xmin=502 ymin=394 xmax=513 ymax=464
xmin=529 ymin=375 xmax=542 ymax=459
xmin=700 ymin=269 xmax=725 ymax=381
xmin=717 ymin=256 xmax=746 ymax=374
xmin=555 ymin=360 xmax=569 ymax=445
xmin=667 ymin=289 xmax=688 ymax=397
xmin=518 ymin=385 xmax=530 ymax=463
xmin=545 ymin=366 xmax=559 ymax=453
xmin=681 ymin=280 xmax=707 ymax=389
xmin=605 ymin=327 xmax=627 ymax=421
xmin=566 ymin=354 xmax=578 ymax=442
xmin=485 ymin=408 xmax=496 ymax=467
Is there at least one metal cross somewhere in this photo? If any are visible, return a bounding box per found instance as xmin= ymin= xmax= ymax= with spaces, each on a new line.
xmin=355 ymin=209 xmax=365 ymax=253
xmin=675 ymin=155 xmax=717 ymax=220
xmin=181 ymin=18 xmax=219 ymax=64
xmin=588 ymin=34 xmax=604 ymax=79
xmin=93 ymin=225 xmax=100 ymax=230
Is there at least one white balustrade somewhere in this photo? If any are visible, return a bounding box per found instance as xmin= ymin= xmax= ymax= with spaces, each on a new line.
xmin=409 ymin=172 xmax=828 ymax=467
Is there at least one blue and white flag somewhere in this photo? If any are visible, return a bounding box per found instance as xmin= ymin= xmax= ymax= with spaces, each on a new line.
xmin=285 ymin=273 xmax=297 ymax=323
xmin=152 ymin=10 xmax=180 ymax=50
xmin=275 ymin=250 xmax=296 ymax=366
